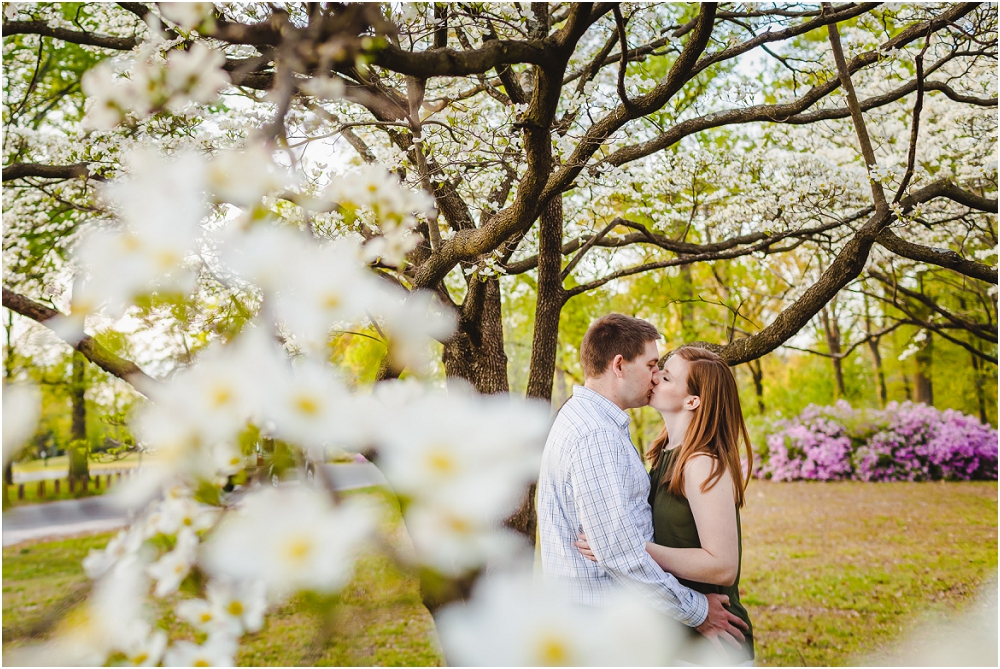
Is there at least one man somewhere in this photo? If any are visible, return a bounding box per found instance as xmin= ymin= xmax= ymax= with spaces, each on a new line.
xmin=537 ymin=313 xmax=747 ymax=650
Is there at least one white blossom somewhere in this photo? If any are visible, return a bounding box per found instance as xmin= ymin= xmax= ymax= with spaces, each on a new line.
xmin=163 ymin=633 xmax=237 ymax=667
xmin=147 ymin=528 xmax=199 ymax=596
xmin=437 ymin=571 xmax=681 ymax=666
xmin=2 ymin=382 xmax=40 ymax=466
xmin=201 ymin=485 xmax=376 ymax=599
xmin=159 ymin=2 xmax=216 ymax=31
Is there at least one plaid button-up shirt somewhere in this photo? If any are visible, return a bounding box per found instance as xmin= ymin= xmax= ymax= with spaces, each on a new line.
xmin=537 ymin=385 xmax=709 ymax=627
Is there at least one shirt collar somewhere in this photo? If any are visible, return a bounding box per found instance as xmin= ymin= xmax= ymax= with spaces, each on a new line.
xmin=572 ymin=385 xmax=632 ymax=431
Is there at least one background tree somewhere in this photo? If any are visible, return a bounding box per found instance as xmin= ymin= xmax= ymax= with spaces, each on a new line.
xmin=3 ymin=2 xmax=997 ymax=538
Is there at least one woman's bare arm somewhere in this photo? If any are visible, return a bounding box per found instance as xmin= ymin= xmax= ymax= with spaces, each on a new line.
xmin=644 ymin=454 xmax=740 ymax=586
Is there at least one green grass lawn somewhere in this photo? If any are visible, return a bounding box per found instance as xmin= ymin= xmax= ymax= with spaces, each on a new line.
xmin=742 ymin=481 xmax=998 ymax=666
xmin=3 ymin=482 xmax=997 ymax=666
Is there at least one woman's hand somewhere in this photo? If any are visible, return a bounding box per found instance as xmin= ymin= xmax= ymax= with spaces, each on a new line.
xmin=574 ymin=533 xmax=597 ymax=562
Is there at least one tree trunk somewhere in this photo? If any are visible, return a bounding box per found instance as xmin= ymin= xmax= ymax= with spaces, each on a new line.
xmin=68 ymin=351 xmax=89 ymax=483
xmin=525 ymin=196 xmax=566 ymax=402
xmin=679 ymin=263 xmax=696 ymax=342
xmin=510 ymin=196 xmax=566 ymax=543
xmin=863 ymin=300 xmax=887 ymax=407
xmin=867 ymin=337 xmax=888 ymax=408
xmin=819 ymin=305 xmax=846 ymax=398
xmin=441 ymin=278 xmax=509 ymax=395
xmin=913 ymin=333 xmax=933 ymax=405
xmin=748 ymin=357 xmax=765 ymax=414
xmin=970 ymin=344 xmax=987 ymax=424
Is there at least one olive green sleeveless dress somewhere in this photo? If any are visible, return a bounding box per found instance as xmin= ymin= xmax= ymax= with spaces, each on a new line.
xmin=650 ymin=447 xmax=755 ymax=661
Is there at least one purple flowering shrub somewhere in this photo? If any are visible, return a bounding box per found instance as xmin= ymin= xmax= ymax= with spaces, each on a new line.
xmin=758 ymin=401 xmax=998 ymax=482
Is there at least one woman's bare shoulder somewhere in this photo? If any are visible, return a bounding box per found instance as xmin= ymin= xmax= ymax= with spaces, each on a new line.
xmin=683 ymin=453 xmax=734 ymax=487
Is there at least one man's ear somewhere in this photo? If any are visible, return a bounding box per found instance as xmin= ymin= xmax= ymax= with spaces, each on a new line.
xmin=611 ymin=354 xmax=626 ymax=378
xmin=686 ymin=395 xmax=702 ymax=411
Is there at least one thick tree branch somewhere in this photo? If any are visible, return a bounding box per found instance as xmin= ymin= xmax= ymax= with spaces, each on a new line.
xmin=877 ymin=230 xmax=997 ymax=285
xmin=2 ymin=21 xmax=138 ymax=50
xmin=374 ymin=38 xmax=550 ymax=77
xmin=2 ymin=289 xmax=157 ymax=394
xmin=2 ymin=162 xmax=102 ymax=182
xmin=868 ymin=270 xmax=998 ymax=341
xmin=828 ymin=9 xmax=885 ymax=209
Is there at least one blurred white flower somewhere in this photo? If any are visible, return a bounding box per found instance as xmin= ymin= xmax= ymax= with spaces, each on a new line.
xmin=201 ymin=486 xmax=375 ymax=599
xmin=299 ymin=75 xmax=346 ymax=101
xmin=133 ymin=326 xmax=283 ymax=479
xmin=73 ymin=150 xmax=207 ymax=318
xmin=404 ymin=496 xmax=525 ymax=575
xmin=12 ymin=557 xmax=152 ymax=666
xmin=437 ymin=571 xmax=680 ymax=666
xmin=2 ymin=382 xmax=40 ymax=466
xmin=378 ymin=289 xmax=456 ymax=371
xmin=176 ymin=597 xmax=220 ymax=631
xmin=147 ymin=528 xmax=199 ymax=596
xmin=147 ymin=493 xmax=217 ymax=537
xmin=159 ymin=2 xmax=215 ymax=31
xmin=219 ymin=223 xmax=315 ymax=293
xmin=208 ymin=144 xmax=293 ymax=207
xmin=378 ymin=385 xmax=548 ymax=516
xmin=163 ymin=632 xmax=237 ymax=667
xmin=207 ymin=579 xmax=268 ymax=635
xmin=273 ymin=239 xmax=381 ymax=348
xmin=165 ymin=42 xmax=230 ymax=108
xmin=118 ymin=623 xmax=168 ymax=667
xmin=266 ymin=357 xmax=358 ymax=452
xmin=82 ymin=526 xmax=146 ymax=579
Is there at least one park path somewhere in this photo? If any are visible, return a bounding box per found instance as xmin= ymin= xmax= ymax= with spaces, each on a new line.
xmin=2 ymin=463 xmax=389 ymax=547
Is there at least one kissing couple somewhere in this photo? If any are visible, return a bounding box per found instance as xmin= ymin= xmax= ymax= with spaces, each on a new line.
xmin=538 ymin=313 xmax=755 ymax=665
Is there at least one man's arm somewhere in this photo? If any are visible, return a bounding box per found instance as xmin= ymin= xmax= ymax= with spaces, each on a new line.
xmin=569 ymin=429 xmax=708 ymax=627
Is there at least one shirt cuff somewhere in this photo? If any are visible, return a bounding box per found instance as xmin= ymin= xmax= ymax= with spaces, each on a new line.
xmin=684 ymin=591 xmax=709 ymax=628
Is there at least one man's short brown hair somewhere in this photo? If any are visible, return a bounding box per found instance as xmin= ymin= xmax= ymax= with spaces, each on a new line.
xmin=580 ymin=313 xmax=660 ymax=378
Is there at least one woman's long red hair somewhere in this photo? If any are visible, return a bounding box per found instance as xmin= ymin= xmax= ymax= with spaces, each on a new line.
xmin=646 ymin=346 xmax=753 ymax=508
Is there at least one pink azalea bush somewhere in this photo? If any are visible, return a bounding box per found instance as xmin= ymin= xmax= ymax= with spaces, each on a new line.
xmin=758 ymin=401 xmax=998 ymax=482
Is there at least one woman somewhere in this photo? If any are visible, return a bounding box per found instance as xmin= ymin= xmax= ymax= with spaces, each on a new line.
xmin=576 ymin=346 xmax=755 ymax=663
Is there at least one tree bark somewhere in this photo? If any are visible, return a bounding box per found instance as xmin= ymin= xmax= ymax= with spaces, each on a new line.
xmin=679 ymin=263 xmax=696 ymax=342
xmin=748 ymin=358 xmax=765 ymax=414
xmin=510 ymin=196 xmax=567 ymax=543
xmin=441 ymin=278 xmax=509 ymax=394
xmin=2 ymin=288 xmax=157 ymax=394
xmin=914 ymin=333 xmax=933 ymax=406
xmin=970 ymin=343 xmax=987 ymax=424
xmin=68 ymin=351 xmax=89 ymax=483
xmin=863 ymin=296 xmax=887 ymax=407
xmin=819 ymin=304 xmax=846 ymax=398
xmin=525 ymin=196 xmax=566 ymax=402
xmin=867 ymin=337 xmax=887 ymax=408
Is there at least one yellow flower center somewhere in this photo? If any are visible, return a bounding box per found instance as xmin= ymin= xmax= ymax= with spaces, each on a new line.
xmin=133 ymin=653 xmax=149 ymax=664
xmin=200 ymin=612 xmax=213 ymax=623
xmin=295 ymin=395 xmax=320 ymax=416
xmin=194 ymin=660 xmax=210 ymax=667
xmin=210 ymin=385 xmax=233 ymax=407
xmin=536 ymin=634 xmax=571 ymax=666
xmin=445 ymin=515 xmax=471 ymax=534
xmin=156 ymin=249 xmax=180 ymax=268
xmin=284 ymin=536 xmax=314 ymax=564
xmin=122 ymin=234 xmax=141 ymax=252
xmin=322 ymin=292 xmax=341 ymax=309
xmin=426 ymin=448 xmax=455 ymax=475
xmin=229 ymin=601 xmax=244 ymax=616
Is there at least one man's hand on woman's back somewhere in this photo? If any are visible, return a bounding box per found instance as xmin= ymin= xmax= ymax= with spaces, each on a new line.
xmin=695 ymin=593 xmax=749 ymax=654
